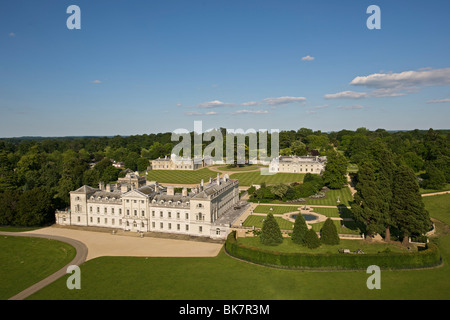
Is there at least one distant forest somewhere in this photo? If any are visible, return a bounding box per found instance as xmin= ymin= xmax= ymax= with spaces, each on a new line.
xmin=0 ymin=127 xmax=449 ymax=227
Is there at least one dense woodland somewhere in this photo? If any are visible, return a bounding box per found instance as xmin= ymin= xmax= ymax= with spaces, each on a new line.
xmin=0 ymin=127 xmax=449 ymax=229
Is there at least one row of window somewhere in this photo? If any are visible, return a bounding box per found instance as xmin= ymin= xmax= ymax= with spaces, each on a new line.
xmin=87 ymin=207 xmax=194 ymax=220
xmin=125 ymin=199 xmax=145 ymax=204
xmin=152 ymin=210 xmax=189 ymax=220
xmin=273 ymin=167 xmax=320 ymax=172
xmin=89 ymin=207 xmax=145 ymax=217
xmin=153 ymin=165 xmax=193 ymax=169
xmin=68 ymin=216 xmax=219 ymax=235
xmin=152 ymin=221 xmax=190 ymax=231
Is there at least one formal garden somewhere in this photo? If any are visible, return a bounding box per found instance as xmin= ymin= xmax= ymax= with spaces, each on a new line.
xmin=227 ymin=211 xmax=441 ymax=270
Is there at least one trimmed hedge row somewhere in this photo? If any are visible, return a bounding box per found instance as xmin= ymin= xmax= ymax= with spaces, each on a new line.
xmin=225 ymin=231 xmax=441 ymax=270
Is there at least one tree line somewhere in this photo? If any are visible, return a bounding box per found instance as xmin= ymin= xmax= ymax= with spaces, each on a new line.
xmin=0 ymin=127 xmax=448 ymax=227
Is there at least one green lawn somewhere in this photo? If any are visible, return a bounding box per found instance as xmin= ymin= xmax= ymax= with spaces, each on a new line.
xmin=253 ymin=205 xmax=299 ymax=215
xmin=28 ymin=234 xmax=450 ymax=300
xmin=420 ymin=184 xmax=450 ymax=194
xmin=305 ymin=187 xmax=353 ymax=206
xmin=145 ymin=168 xmax=217 ymax=184
xmin=237 ymin=236 xmax=407 ymax=254
xmin=216 ymin=165 xmax=262 ymax=171
xmin=242 ymin=215 xmax=294 ymax=231
xmin=10 ymin=194 xmax=450 ymax=300
xmin=422 ymin=193 xmax=450 ymax=225
xmin=229 ymin=171 xmax=304 ymax=186
xmin=309 ymin=220 xmax=362 ymax=235
xmin=0 ymin=236 xmax=76 ymax=300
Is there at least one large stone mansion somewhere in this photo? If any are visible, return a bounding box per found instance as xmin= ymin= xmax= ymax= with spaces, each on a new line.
xmin=55 ymin=172 xmax=241 ymax=240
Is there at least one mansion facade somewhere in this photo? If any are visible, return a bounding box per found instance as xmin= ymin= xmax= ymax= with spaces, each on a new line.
xmin=55 ymin=173 xmax=240 ymax=240
xmin=270 ymin=156 xmax=327 ymax=174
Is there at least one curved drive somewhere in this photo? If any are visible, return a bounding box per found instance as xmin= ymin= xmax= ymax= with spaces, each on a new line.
xmin=0 ymin=232 xmax=88 ymax=300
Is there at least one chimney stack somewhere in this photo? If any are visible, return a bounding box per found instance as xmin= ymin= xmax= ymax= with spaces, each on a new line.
xmin=182 ymin=187 xmax=188 ymax=197
xmin=155 ymin=181 xmax=159 ymax=193
xmin=167 ymin=186 xmax=174 ymax=196
xmin=217 ymin=173 xmax=220 ymax=185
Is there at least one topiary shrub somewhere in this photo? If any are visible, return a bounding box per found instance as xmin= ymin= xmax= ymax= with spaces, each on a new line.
xmin=320 ymin=218 xmax=340 ymax=245
xmin=260 ymin=213 xmax=283 ymax=246
xmin=304 ymin=229 xmax=321 ymax=249
xmin=291 ymin=214 xmax=308 ymax=245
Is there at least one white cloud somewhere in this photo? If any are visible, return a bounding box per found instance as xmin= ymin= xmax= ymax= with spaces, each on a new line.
xmin=262 ymin=96 xmax=306 ymax=105
xmin=232 ymin=110 xmax=269 ymax=115
xmin=426 ymin=98 xmax=450 ymax=103
xmin=325 ymin=88 xmax=406 ymax=100
xmin=324 ymin=91 xmax=368 ymax=99
xmin=8 ymin=32 xmax=15 ymax=37
xmin=91 ymin=80 xmax=102 ymax=84
xmin=301 ymin=55 xmax=315 ymax=61
xmin=350 ymin=68 xmax=450 ymax=89
xmin=196 ymin=100 xmax=235 ymax=108
xmin=338 ymin=105 xmax=364 ymax=110
xmin=185 ymin=111 xmax=219 ymax=116
xmin=241 ymin=101 xmax=261 ymax=106
xmin=326 ymin=68 xmax=450 ymax=101
xmin=242 ymin=96 xmax=306 ymax=106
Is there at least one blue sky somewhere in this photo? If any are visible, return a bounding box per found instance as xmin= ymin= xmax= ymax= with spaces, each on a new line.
xmin=1 ymin=0 xmax=450 ymax=137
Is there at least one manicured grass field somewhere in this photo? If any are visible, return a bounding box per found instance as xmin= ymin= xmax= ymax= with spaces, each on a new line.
xmin=0 ymin=236 xmax=76 ymax=300
xmin=420 ymin=184 xmax=450 ymax=194
xmin=11 ymin=194 xmax=450 ymax=300
xmin=422 ymin=193 xmax=450 ymax=225
xmin=242 ymin=215 xmax=294 ymax=230
xmin=309 ymin=220 xmax=362 ymax=235
xmin=305 ymin=187 xmax=353 ymax=206
xmin=237 ymin=236 xmax=407 ymax=254
xmin=253 ymin=205 xmax=299 ymax=215
xmin=310 ymin=207 xmax=340 ymax=217
xmin=28 ymin=234 xmax=450 ymax=300
xmin=145 ymin=168 xmax=217 ymax=184
xmin=216 ymin=165 xmax=262 ymax=171
xmin=229 ymin=171 xmax=304 ymax=186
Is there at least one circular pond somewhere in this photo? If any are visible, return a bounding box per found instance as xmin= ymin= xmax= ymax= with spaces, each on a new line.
xmin=290 ymin=213 xmax=318 ymax=222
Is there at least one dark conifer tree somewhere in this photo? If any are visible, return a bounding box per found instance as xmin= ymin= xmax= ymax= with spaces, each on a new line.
xmin=320 ymin=218 xmax=340 ymax=245
xmin=260 ymin=213 xmax=283 ymax=246
xmin=392 ymin=165 xmax=431 ymax=240
xmin=304 ymin=229 xmax=321 ymax=249
xmin=291 ymin=213 xmax=308 ymax=245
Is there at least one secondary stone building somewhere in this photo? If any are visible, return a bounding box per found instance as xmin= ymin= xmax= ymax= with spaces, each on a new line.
xmin=269 ymin=156 xmax=327 ymax=174
xmin=55 ymin=172 xmax=240 ymax=240
xmin=149 ymin=155 xmax=206 ymax=170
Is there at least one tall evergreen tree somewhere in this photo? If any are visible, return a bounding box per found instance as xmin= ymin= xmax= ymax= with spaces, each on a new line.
xmin=260 ymin=213 xmax=283 ymax=246
xmin=291 ymin=213 xmax=308 ymax=245
xmin=304 ymin=229 xmax=321 ymax=249
xmin=352 ymin=141 xmax=397 ymax=241
xmin=352 ymin=162 xmax=385 ymax=236
xmin=320 ymin=218 xmax=340 ymax=245
xmin=323 ymin=150 xmax=348 ymax=189
xmin=392 ymin=165 xmax=431 ymax=240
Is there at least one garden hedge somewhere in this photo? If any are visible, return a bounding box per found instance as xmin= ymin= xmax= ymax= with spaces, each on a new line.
xmin=225 ymin=231 xmax=441 ymax=270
